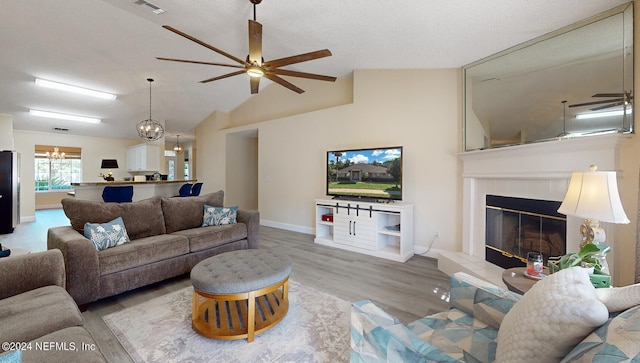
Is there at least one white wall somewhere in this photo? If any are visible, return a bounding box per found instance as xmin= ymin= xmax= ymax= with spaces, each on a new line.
xmin=13 ymin=130 xmax=140 ymax=220
xmin=0 ymin=114 xmax=13 ymax=150
xmin=196 ymin=69 xmax=461 ymax=254
xmin=225 ymin=130 xmax=258 ymax=210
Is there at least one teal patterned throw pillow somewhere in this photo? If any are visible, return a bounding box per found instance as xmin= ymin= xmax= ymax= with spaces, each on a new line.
xmin=202 ymin=205 xmax=238 ymax=226
xmin=84 ymin=216 xmax=130 ymax=251
xmin=0 ymin=350 xmax=22 ymax=363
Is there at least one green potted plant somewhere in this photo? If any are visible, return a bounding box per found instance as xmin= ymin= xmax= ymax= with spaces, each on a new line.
xmin=548 ymin=242 xmax=611 ymax=288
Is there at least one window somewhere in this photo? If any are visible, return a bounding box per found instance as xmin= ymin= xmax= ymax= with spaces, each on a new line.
xmin=167 ymin=159 xmax=175 ymax=181
xmin=34 ymin=145 xmax=82 ymax=191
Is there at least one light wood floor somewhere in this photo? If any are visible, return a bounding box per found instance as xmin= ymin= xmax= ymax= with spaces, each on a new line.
xmin=2 ymin=210 xmax=451 ymax=363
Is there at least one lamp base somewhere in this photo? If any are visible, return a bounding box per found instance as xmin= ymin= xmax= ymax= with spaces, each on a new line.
xmin=579 ymin=219 xmax=606 ymax=247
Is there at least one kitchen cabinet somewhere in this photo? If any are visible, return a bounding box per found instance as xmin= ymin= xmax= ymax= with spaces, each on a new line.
xmin=126 ymin=144 xmax=160 ymax=172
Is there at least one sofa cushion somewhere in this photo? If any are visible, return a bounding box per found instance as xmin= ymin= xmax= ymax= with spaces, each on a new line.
xmin=351 ymin=300 xmax=460 ymax=363
xmin=171 ymin=223 xmax=248 ymax=253
xmin=496 ymin=267 xmax=609 ymax=363
xmin=62 ymin=196 xmax=166 ymax=240
xmin=26 ymin=327 xmax=107 ymax=363
xmin=98 ymin=234 xmax=189 ymax=276
xmin=0 ymin=286 xmax=83 ymax=348
xmin=449 ymin=272 xmax=520 ymax=330
xmin=161 ymin=190 xmax=225 ymax=234
xmin=84 ymin=216 xmax=130 ymax=251
xmin=561 ymin=305 xmax=640 ymax=362
xmin=408 ymin=308 xmax=498 ymax=363
xmin=202 ymin=205 xmax=238 ymax=226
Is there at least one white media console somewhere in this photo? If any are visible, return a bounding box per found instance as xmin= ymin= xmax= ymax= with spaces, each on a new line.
xmin=314 ymin=198 xmax=414 ymax=262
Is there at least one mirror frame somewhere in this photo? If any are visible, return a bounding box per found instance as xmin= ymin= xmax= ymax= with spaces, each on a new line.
xmin=463 ymin=3 xmax=634 ymax=151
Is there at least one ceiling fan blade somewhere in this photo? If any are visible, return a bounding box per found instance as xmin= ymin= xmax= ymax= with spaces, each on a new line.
xmin=590 ymin=101 xmax=624 ymax=111
xmin=264 ymin=74 xmax=305 ymax=94
xmin=569 ymin=99 xmax=622 ymax=108
xmin=156 ymin=57 xmax=244 ymax=69
xmin=162 ymin=25 xmax=247 ymax=66
xmin=248 ymin=20 xmax=262 ymax=65
xmin=263 ymin=49 xmax=332 ymax=69
xmin=250 ymin=76 xmax=260 ymax=94
xmin=592 ymin=93 xmax=625 ymax=98
xmin=200 ymin=70 xmax=246 ymax=83
xmin=271 ymin=69 xmax=336 ymax=82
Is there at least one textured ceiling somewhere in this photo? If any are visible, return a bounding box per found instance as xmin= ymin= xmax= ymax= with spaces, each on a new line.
xmin=0 ymin=0 xmax=630 ymax=142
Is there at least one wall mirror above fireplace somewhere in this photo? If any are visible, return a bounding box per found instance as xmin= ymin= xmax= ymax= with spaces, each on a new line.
xmin=463 ymin=3 xmax=633 ymax=151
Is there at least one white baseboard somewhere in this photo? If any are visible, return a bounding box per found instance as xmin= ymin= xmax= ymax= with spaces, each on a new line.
xmin=36 ymin=204 xmax=62 ymax=210
xmin=261 ymin=220 xmax=314 ymax=235
xmin=20 ymin=215 xmax=36 ymax=223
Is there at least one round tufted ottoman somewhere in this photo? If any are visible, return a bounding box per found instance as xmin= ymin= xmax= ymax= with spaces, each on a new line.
xmin=190 ymin=249 xmax=292 ymax=342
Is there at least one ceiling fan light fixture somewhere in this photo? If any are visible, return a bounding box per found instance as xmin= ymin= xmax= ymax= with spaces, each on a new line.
xmin=247 ymin=66 xmax=264 ymax=78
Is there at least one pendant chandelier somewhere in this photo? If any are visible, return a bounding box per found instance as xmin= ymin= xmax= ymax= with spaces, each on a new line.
xmin=46 ymin=147 xmax=65 ymax=160
xmin=137 ymin=78 xmax=164 ymax=141
xmin=173 ymin=134 xmax=184 ymax=154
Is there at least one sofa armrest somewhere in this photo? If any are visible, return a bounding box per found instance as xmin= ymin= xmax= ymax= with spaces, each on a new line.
xmin=0 ymin=249 xmax=66 ymax=300
xmin=237 ymin=209 xmax=260 ymax=249
xmin=449 ymin=272 xmax=521 ymax=329
xmin=47 ymin=226 xmax=100 ymax=306
xmin=350 ymin=300 xmax=461 ymax=363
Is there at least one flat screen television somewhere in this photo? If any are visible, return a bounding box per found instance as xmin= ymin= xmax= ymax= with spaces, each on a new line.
xmin=326 ymin=146 xmax=403 ymax=201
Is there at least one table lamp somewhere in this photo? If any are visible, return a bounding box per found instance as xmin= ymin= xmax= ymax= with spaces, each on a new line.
xmin=100 ymin=159 xmax=119 ymax=181
xmin=557 ymin=165 xmax=629 ymax=274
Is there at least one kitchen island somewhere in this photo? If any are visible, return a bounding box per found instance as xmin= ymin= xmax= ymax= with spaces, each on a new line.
xmin=71 ymin=180 xmax=197 ymax=202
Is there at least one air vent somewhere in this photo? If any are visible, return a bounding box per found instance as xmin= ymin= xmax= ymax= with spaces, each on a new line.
xmin=133 ymin=0 xmax=166 ymax=14
xmin=53 ymin=127 xmax=69 ymax=132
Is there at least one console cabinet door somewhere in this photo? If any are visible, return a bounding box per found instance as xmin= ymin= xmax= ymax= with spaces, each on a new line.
xmin=333 ymin=212 xmax=377 ymax=250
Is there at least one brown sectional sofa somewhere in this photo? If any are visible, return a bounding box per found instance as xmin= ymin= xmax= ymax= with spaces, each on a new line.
xmin=47 ymin=190 xmax=259 ymax=306
xmin=0 ymin=250 xmax=107 ymax=362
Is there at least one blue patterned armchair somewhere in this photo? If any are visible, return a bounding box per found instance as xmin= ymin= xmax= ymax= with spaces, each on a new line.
xmin=351 ymin=271 xmax=640 ymax=362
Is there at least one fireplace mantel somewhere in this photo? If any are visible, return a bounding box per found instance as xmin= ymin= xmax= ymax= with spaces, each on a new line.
xmin=460 ymin=133 xmax=630 ymax=179
xmin=442 ymin=133 xmax=631 ymax=283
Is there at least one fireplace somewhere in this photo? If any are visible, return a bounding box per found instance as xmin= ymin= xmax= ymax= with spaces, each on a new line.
xmin=485 ymin=195 xmax=566 ymax=269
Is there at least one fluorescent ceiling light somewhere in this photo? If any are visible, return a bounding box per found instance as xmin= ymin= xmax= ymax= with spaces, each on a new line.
xmin=29 ymin=109 xmax=101 ymax=124
xmin=35 ymin=78 xmax=117 ymax=100
xmin=576 ymin=109 xmax=632 ymax=120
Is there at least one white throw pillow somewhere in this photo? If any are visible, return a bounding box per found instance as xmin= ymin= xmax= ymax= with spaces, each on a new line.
xmin=496 ymin=267 xmax=609 ymax=363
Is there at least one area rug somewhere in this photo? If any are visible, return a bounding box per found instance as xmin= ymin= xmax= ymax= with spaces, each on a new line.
xmin=102 ymin=280 xmax=351 ymax=363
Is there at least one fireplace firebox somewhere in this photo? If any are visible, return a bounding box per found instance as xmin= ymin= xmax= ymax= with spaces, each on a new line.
xmin=485 ymin=195 xmax=566 ymax=269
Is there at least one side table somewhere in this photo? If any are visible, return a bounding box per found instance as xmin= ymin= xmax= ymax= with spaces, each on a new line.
xmin=502 ymin=267 xmax=548 ymax=295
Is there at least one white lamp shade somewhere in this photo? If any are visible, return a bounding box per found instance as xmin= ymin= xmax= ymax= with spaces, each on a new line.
xmin=558 ymin=169 xmax=630 ymax=224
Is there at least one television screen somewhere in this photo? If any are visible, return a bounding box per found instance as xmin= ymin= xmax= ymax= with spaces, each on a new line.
xmin=326 ymin=146 xmax=402 ymax=201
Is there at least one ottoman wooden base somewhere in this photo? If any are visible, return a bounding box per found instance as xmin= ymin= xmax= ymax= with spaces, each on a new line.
xmin=192 ymin=278 xmax=289 ymax=342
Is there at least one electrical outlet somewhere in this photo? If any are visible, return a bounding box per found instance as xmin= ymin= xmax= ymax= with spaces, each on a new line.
xmin=435 ymin=231 xmax=439 ymax=237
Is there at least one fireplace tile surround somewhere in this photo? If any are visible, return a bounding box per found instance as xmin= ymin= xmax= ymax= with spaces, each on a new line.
xmin=438 ymin=133 xmax=630 ymax=285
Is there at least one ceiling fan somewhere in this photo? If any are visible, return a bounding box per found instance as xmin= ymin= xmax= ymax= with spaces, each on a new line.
xmin=157 ymin=0 xmax=336 ymax=94
xmin=568 ymin=91 xmax=633 ymax=111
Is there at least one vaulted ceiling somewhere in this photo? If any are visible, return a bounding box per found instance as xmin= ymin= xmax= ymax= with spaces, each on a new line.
xmin=0 ymin=0 xmax=629 ymax=143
